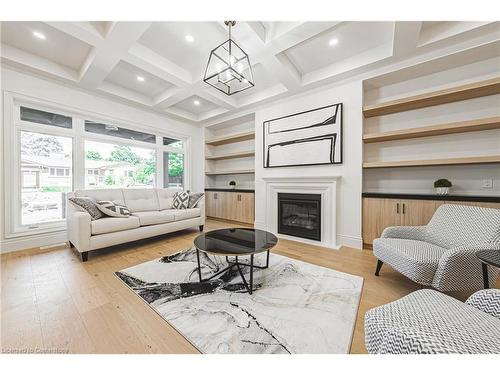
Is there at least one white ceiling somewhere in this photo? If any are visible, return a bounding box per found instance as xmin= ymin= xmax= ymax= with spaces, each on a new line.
xmin=1 ymin=21 xmax=498 ymax=125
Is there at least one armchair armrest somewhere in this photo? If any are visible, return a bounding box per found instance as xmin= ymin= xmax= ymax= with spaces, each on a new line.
xmin=381 ymin=225 xmax=427 ymax=241
xmin=432 ymin=244 xmax=500 ymax=291
xmin=466 ymin=289 xmax=500 ymax=318
xmin=195 ymin=196 xmax=205 ymax=225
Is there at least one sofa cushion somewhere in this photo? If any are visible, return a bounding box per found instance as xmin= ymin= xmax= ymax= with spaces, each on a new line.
xmin=122 ymin=188 xmax=160 ymax=212
xmin=170 ymin=208 xmax=201 ymax=221
xmin=132 ymin=210 xmax=176 ymax=226
xmin=156 ymin=188 xmax=182 ymax=210
xmin=373 ymin=238 xmax=448 ymax=285
xmin=75 ymin=188 xmax=125 ymax=206
xmin=91 ymin=216 xmax=140 ymax=235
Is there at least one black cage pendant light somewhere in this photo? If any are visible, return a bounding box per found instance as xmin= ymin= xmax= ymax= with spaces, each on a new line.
xmin=203 ymin=21 xmax=255 ymax=96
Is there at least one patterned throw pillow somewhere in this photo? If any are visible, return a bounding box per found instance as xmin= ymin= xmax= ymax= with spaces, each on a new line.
xmin=188 ymin=192 xmax=204 ymax=208
xmin=172 ymin=191 xmax=190 ymax=209
xmin=96 ymin=201 xmax=131 ymax=218
xmin=68 ymin=197 xmax=104 ymax=220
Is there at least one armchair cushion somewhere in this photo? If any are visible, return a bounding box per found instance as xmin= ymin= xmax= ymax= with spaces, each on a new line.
xmin=373 ymin=238 xmax=447 ymax=285
xmin=466 ymin=289 xmax=500 ymax=318
xmin=365 ymin=289 xmax=500 ymax=354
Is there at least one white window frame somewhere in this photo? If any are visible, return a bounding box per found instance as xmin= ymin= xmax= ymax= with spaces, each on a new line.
xmin=3 ymin=92 xmax=192 ymax=238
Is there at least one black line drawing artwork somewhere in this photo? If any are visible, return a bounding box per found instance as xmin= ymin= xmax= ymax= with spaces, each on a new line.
xmin=263 ymin=103 xmax=343 ymax=168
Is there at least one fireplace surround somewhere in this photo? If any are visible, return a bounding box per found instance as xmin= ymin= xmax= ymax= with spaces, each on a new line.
xmin=259 ymin=176 xmax=340 ymax=249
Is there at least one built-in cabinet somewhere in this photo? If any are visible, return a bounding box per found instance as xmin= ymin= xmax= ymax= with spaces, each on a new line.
xmin=362 ymin=197 xmax=500 ymax=246
xmin=206 ymin=191 xmax=255 ymax=224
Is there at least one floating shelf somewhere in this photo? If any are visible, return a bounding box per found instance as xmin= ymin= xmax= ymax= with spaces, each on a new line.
xmin=363 ymin=77 xmax=500 ymax=118
xmin=205 ymin=169 xmax=255 ymax=175
xmin=205 ymin=151 xmax=255 ymax=160
xmin=205 ymin=131 xmax=255 ymax=146
xmin=363 ymin=155 xmax=500 ymax=169
xmin=363 ymin=117 xmax=500 ymax=143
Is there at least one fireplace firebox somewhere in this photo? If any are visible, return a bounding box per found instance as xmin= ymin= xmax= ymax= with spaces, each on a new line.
xmin=277 ymin=193 xmax=321 ymax=241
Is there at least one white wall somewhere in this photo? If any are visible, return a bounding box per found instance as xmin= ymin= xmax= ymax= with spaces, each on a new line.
xmin=0 ymin=67 xmax=204 ymax=252
xmin=254 ymin=81 xmax=364 ymax=249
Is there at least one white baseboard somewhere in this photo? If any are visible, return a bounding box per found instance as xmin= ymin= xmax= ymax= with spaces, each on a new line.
xmin=0 ymin=231 xmax=67 ymax=254
xmin=337 ymin=234 xmax=363 ymax=250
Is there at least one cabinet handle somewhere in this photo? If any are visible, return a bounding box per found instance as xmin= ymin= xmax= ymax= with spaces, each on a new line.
xmin=402 ymin=203 xmax=406 ymax=214
xmin=238 ymin=194 xmax=241 ymax=201
xmin=214 ymin=193 xmax=217 ymax=199
xmin=396 ymin=203 xmax=400 ymax=214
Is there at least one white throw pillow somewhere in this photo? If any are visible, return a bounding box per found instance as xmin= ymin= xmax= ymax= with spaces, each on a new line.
xmin=172 ymin=191 xmax=190 ymax=209
xmin=96 ymin=200 xmax=131 ymax=218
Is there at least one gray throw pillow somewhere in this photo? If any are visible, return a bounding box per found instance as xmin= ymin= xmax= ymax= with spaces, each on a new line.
xmin=68 ymin=197 xmax=104 ymax=220
xmin=96 ymin=201 xmax=131 ymax=218
xmin=172 ymin=191 xmax=190 ymax=209
xmin=188 ymin=192 xmax=204 ymax=208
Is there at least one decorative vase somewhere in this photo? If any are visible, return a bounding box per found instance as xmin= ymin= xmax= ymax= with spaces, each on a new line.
xmin=435 ymin=187 xmax=450 ymax=195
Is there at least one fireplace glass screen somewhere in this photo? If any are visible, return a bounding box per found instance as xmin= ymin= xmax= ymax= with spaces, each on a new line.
xmin=278 ymin=193 xmax=321 ymax=241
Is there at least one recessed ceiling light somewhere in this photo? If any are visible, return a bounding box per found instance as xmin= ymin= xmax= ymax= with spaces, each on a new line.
xmin=193 ymin=100 xmax=200 ymax=106
xmin=328 ymin=38 xmax=339 ymax=47
xmin=136 ymin=76 xmax=145 ymax=82
xmin=185 ymin=35 xmax=195 ymax=43
xmin=33 ymin=31 xmax=46 ymax=40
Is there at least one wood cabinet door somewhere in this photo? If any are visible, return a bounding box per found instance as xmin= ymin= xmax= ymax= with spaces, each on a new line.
xmin=401 ymin=199 xmax=443 ymax=226
xmin=205 ymin=191 xmax=218 ymax=217
xmin=215 ymin=192 xmax=230 ymax=220
xmin=363 ymin=198 xmax=401 ymax=245
xmin=235 ymin=193 xmax=255 ymax=224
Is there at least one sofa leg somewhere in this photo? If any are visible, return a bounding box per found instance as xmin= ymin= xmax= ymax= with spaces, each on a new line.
xmin=81 ymin=251 xmax=89 ymax=262
xmin=375 ymin=260 xmax=383 ymax=276
xmin=199 ymin=225 xmax=204 ymax=232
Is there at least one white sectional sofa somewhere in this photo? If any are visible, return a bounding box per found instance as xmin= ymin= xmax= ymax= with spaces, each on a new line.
xmin=66 ymin=188 xmax=205 ymax=261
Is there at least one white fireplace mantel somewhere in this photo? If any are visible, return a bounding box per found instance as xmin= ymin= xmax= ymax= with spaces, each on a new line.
xmin=261 ymin=176 xmax=341 ymax=249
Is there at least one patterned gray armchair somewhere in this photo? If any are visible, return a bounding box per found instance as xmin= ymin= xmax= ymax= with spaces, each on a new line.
xmin=373 ymin=204 xmax=500 ymax=291
xmin=364 ymin=289 xmax=500 ymax=354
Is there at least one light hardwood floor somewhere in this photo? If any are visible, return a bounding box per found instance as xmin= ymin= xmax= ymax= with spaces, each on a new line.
xmin=2 ymin=219 xmax=498 ymax=354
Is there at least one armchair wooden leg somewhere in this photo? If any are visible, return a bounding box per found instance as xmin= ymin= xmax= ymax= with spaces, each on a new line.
xmin=375 ymin=260 xmax=383 ymax=276
xmin=81 ymin=251 xmax=89 ymax=262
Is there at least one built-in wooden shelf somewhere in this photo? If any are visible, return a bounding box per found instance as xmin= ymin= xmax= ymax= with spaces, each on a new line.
xmin=363 ymin=116 xmax=500 ymax=143
xmin=363 ymin=77 xmax=500 ymax=118
xmin=205 ymin=131 xmax=255 ymax=146
xmin=363 ymin=155 xmax=500 ymax=169
xmin=205 ymin=151 xmax=255 ymax=160
xmin=205 ymin=169 xmax=255 ymax=175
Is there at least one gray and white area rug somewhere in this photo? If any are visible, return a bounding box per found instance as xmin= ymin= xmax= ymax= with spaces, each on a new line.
xmin=115 ymin=248 xmax=363 ymax=354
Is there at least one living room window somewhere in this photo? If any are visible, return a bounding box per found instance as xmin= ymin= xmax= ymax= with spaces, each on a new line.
xmin=84 ymin=140 xmax=156 ymax=189
xmin=19 ymin=131 xmax=73 ymax=227
xmin=5 ymin=96 xmax=190 ymax=237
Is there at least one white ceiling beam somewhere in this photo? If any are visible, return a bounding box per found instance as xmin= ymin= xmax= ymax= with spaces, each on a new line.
xmin=392 ymin=21 xmax=423 ymax=57
xmin=78 ymin=22 xmax=152 ymax=89
xmin=0 ymin=43 xmax=78 ymax=81
xmin=97 ymin=81 xmax=153 ymax=106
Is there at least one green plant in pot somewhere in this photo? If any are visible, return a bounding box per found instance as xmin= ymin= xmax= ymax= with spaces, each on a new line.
xmin=229 ymin=180 xmax=236 ymax=189
xmin=434 ymin=178 xmax=452 ymax=195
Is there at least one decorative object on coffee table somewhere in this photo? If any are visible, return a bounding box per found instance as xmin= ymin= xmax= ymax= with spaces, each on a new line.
xmin=434 ymin=178 xmax=452 ymax=195
xmin=476 ymin=250 xmax=500 ymax=289
xmin=194 ymin=228 xmax=277 ymax=294
xmin=229 ymin=180 xmax=236 ymax=189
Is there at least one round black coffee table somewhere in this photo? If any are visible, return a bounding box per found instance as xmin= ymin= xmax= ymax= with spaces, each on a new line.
xmin=193 ymin=228 xmax=278 ymax=294
xmin=476 ymin=250 xmax=500 ymax=289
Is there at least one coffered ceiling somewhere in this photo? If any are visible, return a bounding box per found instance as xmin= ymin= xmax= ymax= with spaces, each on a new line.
xmin=1 ymin=21 xmax=498 ymax=125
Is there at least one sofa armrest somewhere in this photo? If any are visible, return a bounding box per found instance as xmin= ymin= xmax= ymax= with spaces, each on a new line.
xmin=67 ymin=209 xmax=91 ymax=253
xmin=466 ymin=289 xmax=500 ymax=318
xmin=432 ymin=245 xmax=500 ymax=291
xmin=195 ymin=196 xmax=205 ymax=224
xmin=381 ymin=225 xmax=427 ymax=241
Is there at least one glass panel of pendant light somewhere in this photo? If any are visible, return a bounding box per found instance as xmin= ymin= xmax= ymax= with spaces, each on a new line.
xmin=204 ymin=39 xmax=254 ymax=96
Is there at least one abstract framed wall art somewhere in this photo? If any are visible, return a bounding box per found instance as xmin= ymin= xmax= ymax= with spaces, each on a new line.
xmin=263 ymin=103 xmax=343 ymax=168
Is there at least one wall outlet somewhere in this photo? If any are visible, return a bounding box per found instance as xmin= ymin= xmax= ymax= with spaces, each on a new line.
xmin=481 ymin=178 xmax=493 ymax=189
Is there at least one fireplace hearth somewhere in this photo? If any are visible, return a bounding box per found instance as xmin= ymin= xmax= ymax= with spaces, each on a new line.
xmin=278 ymin=193 xmax=321 ymax=241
